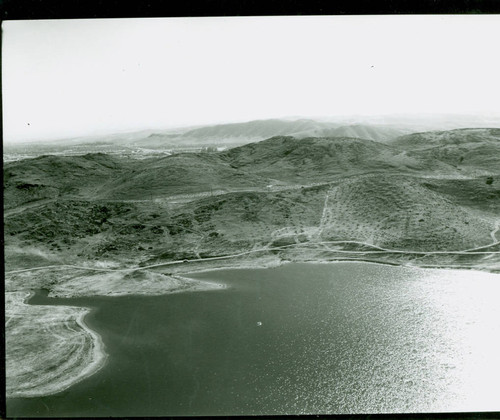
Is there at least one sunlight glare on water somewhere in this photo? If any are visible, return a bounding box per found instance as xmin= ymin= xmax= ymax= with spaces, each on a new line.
xmin=419 ymin=268 xmax=500 ymax=412
xmin=8 ymin=263 xmax=500 ymax=416
xmin=255 ymin=264 xmax=500 ymax=414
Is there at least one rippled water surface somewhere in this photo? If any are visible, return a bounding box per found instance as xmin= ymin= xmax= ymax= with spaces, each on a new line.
xmin=7 ymin=262 xmax=500 ymax=416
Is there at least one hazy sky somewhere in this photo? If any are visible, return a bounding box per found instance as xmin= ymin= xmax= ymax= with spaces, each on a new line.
xmin=3 ymin=15 xmax=500 ymax=143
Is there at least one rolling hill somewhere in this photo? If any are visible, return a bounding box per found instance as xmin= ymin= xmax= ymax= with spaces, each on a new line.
xmin=98 ymin=153 xmax=271 ymax=200
xmin=4 ymin=128 xmax=500 ymax=273
xmin=3 ymin=153 xmax=130 ymax=210
xmin=390 ymin=128 xmax=500 ymax=175
xmin=291 ymin=124 xmax=409 ymax=142
xmin=318 ymin=174 xmax=495 ymax=250
xmin=222 ymin=136 xmax=460 ymax=180
xmin=180 ymin=118 xmax=329 ymax=140
xmin=135 ymin=119 xmax=333 ymax=148
xmin=5 ymin=135 xmax=460 ymax=207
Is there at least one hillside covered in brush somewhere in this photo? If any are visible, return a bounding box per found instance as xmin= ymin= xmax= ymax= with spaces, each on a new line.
xmin=5 ymin=135 xmax=462 ymax=206
xmin=4 ymin=128 xmax=500 ymax=272
xmin=221 ymin=136 xmax=459 ymax=180
xmin=389 ymin=128 xmax=500 ymax=174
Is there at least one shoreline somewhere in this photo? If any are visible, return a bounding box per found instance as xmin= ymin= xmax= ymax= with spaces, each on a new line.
xmin=6 ymin=274 xmax=228 ymax=399
xmin=6 ymin=239 xmax=500 ymax=279
xmin=6 ymin=291 xmax=108 ymax=399
xmin=13 ymin=307 xmax=109 ymax=399
xmin=6 ymin=251 xmax=499 ymax=300
xmin=6 ymin=256 xmax=499 ymax=399
xmin=179 ymin=256 xmax=500 ymax=279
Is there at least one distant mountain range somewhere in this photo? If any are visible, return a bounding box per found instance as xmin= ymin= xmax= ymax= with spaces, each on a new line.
xmin=7 ymin=115 xmax=499 ymax=151
xmin=5 ymin=127 xmax=499 ymax=203
xmin=137 ymin=119 xmax=411 ymax=148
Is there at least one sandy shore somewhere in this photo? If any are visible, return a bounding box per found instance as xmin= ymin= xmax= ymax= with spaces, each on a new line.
xmin=5 ymin=291 xmax=107 ymax=398
xmin=5 ymin=272 xmax=227 ymax=399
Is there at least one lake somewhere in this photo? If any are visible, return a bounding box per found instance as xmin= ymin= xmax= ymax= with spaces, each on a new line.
xmin=7 ymin=262 xmax=500 ymax=416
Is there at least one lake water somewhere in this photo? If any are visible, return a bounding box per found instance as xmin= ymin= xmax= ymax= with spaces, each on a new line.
xmin=7 ymin=262 xmax=500 ymax=416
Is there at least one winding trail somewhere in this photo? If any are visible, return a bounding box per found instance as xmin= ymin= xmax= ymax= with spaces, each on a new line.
xmin=6 ymin=238 xmax=500 ymax=276
xmin=316 ymin=188 xmax=333 ymax=238
xmin=491 ymin=220 xmax=500 ymax=242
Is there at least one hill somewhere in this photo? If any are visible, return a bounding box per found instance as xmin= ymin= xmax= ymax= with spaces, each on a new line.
xmin=181 ymin=119 xmax=328 ymax=140
xmin=3 ymin=153 xmax=129 ymax=210
xmin=134 ymin=119 xmax=334 ymax=148
xmin=99 ymin=153 xmax=270 ymax=200
xmin=318 ymin=174 xmax=494 ymax=251
xmin=391 ymin=128 xmax=500 ymax=149
xmin=390 ymin=128 xmax=500 ymax=175
xmin=292 ymin=124 xmax=408 ymax=142
xmin=222 ymin=136 xmax=459 ymax=180
xmin=6 ymin=135 xmax=461 ymax=206
xmin=134 ymin=119 xmax=410 ymax=149
xmin=4 ymin=129 xmax=500 ymax=274
xmin=7 ymin=116 xmax=499 ymax=159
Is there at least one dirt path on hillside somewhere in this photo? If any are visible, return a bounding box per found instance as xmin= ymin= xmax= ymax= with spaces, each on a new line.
xmin=316 ymin=189 xmax=333 ymax=238
xmin=6 ymin=239 xmax=500 ymax=277
xmin=491 ymin=220 xmax=500 ymax=242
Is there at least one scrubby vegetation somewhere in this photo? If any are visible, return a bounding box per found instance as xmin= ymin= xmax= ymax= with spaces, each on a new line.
xmin=4 ymin=128 xmax=500 ymax=275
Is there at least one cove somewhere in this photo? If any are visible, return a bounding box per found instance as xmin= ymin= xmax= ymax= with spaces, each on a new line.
xmin=6 ymin=262 xmax=500 ymax=416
